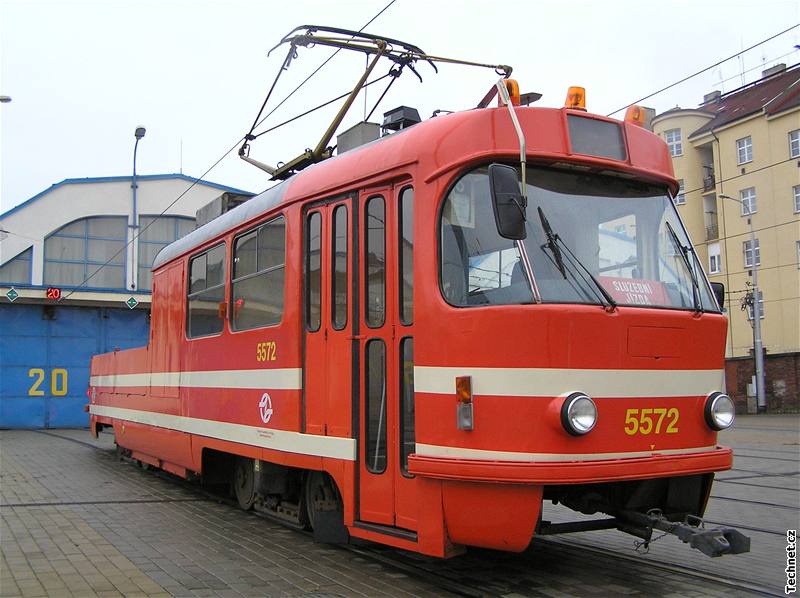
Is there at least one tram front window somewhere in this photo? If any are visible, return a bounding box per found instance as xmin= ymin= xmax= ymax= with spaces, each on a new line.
xmin=440 ymin=165 xmax=718 ymax=312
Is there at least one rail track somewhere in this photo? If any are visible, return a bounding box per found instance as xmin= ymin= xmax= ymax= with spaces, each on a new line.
xmin=30 ymin=430 xmax=787 ymax=597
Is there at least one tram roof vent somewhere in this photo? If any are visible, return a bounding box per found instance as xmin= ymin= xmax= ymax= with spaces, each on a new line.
xmin=337 ymin=121 xmax=381 ymax=154
xmin=382 ymin=106 xmax=421 ymax=133
xmin=195 ymin=191 xmax=255 ymax=228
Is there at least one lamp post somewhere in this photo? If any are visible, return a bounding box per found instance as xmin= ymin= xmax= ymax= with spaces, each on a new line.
xmin=719 ymin=194 xmax=766 ymax=413
xmin=130 ymin=126 xmax=146 ymax=290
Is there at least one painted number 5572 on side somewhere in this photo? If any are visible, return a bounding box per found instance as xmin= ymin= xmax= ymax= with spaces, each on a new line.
xmin=624 ymin=408 xmax=679 ymax=435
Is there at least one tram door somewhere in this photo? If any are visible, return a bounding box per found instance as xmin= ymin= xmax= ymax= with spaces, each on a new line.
xmin=304 ymin=198 xmax=353 ymax=439
xmin=357 ymin=185 xmax=417 ymax=531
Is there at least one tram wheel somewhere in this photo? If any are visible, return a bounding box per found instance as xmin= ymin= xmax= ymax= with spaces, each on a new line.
xmin=233 ymin=457 xmax=256 ymax=510
xmin=304 ymin=470 xmax=329 ymax=530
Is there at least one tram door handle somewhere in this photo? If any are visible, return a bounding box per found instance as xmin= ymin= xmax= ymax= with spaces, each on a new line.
xmin=347 ymin=334 xmax=366 ymax=341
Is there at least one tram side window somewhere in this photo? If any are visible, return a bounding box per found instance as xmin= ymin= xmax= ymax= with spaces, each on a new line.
xmin=231 ymin=216 xmax=286 ymax=331
xmin=399 ymin=337 xmax=415 ymax=475
xmin=365 ymin=196 xmax=386 ymax=327
xmin=331 ymin=205 xmax=348 ymax=330
xmin=399 ymin=187 xmax=414 ymax=325
xmin=187 ymin=243 xmax=226 ymax=338
xmin=306 ymin=212 xmax=322 ymax=332
xmin=365 ymin=339 xmax=387 ymax=474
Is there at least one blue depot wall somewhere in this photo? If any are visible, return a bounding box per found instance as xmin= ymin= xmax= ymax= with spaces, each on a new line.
xmin=0 ymin=304 xmax=149 ymax=428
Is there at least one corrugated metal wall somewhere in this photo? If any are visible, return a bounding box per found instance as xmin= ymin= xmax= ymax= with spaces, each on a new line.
xmin=0 ymin=304 xmax=149 ymax=428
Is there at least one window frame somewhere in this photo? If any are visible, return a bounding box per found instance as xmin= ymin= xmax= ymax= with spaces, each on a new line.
xmin=739 ymin=187 xmax=757 ymax=216
xmin=186 ymin=242 xmax=227 ymax=339
xmin=674 ymin=179 xmax=686 ymax=205
xmin=0 ymin=247 xmax=33 ymax=285
xmin=736 ymin=136 xmax=753 ymax=165
xmin=743 ymin=238 xmax=760 ymax=269
xmin=664 ymin=128 xmax=683 ymax=157
xmin=138 ymin=215 xmax=195 ymax=291
xmin=331 ymin=204 xmax=349 ymax=331
xmin=708 ymin=242 xmax=721 ymax=275
xmin=793 ymin=185 xmax=800 ymax=214
xmin=230 ymin=214 xmax=287 ymax=332
xmin=43 ymin=216 xmax=128 ymax=290
xmin=789 ymin=129 xmax=799 ymax=159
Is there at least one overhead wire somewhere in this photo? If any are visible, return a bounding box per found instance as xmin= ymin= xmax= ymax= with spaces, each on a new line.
xmin=59 ymin=0 xmax=399 ymax=301
xmin=607 ymin=23 xmax=800 ymax=116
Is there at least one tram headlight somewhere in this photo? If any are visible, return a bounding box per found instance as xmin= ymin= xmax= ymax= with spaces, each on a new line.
xmin=704 ymin=392 xmax=735 ymax=431
xmin=560 ymin=392 xmax=597 ymax=436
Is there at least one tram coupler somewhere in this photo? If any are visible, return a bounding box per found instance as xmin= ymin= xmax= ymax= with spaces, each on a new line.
xmin=618 ymin=510 xmax=750 ymax=557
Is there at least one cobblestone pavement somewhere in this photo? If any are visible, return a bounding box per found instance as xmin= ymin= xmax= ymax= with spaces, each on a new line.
xmin=0 ymin=416 xmax=796 ymax=597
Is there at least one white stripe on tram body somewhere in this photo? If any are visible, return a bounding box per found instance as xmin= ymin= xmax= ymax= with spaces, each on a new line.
xmin=89 ymin=405 xmax=356 ymax=461
xmin=90 ymin=368 xmax=303 ymax=390
xmin=413 ymin=366 xmax=725 ymax=398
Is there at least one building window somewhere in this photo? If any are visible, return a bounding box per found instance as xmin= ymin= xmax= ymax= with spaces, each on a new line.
xmin=740 ymin=187 xmax=757 ymax=215
xmin=797 ymin=240 xmax=800 ymax=269
xmin=746 ymin=290 xmax=764 ymax=321
xmin=0 ymin=247 xmax=32 ymax=285
xmin=674 ymin=179 xmax=686 ymax=205
xmin=794 ymin=185 xmax=800 ymax=214
xmin=665 ymin=129 xmax=682 ymax=157
xmin=743 ymin=238 xmax=760 ymax=268
xmin=708 ymin=242 xmax=721 ymax=274
xmin=736 ymin=136 xmax=753 ymax=164
xmin=138 ymin=216 xmax=195 ymax=291
xmin=187 ymin=244 xmax=226 ymax=338
xmin=44 ymin=217 xmax=127 ymax=289
xmin=790 ymin=130 xmax=800 ymax=158
xmin=231 ymin=216 xmax=285 ymax=331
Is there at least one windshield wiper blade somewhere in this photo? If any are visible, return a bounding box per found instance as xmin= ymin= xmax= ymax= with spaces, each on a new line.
xmin=665 ymin=221 xmax=702 ymax=313
xmin=537 ymin=207 xmax=617 ymax=311
xmin=537 ymin=207 xmax=567 ymax=279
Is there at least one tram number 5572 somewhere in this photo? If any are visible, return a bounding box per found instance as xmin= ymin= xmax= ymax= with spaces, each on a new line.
xmin=28 ymin=368 xmax=68 ymax=397
xmin=256 ymin=341 xmax=277 ymax=362
xmin=624 ymin=407 xmax=679 ymax=435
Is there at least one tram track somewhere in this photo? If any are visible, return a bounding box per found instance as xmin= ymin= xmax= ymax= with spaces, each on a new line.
xmin=535 ymin=536 xmax=777 ymax=597
xmin=29 ymin=430 xmax=787 ymax=597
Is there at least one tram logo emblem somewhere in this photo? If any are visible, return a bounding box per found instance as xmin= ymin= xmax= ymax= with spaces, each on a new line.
xmin=6 ymin=288 xmax=19 ymax=302
xmin=259 ymin=392 xmax=273 ymax=424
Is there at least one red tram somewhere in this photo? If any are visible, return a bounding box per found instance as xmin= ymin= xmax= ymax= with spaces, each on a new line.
xmin=89 ymin=74 xmax=748 ymax=558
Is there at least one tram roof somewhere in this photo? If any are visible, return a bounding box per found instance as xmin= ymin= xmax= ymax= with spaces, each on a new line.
xmin=153 ymin=106 xmax=673 ymax=271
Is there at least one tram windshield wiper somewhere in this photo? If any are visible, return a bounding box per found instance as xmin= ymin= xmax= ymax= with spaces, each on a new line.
xmin=536 ymin=206 xmax=618 ymax=311
xmin=536 ymin=207 xmax=566 ymax=279
xmin=665 ymin=221 xmax=702 ymax=313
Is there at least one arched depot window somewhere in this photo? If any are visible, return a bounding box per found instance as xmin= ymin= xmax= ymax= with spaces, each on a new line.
xmin=0 ymin=247 xmax=32 ymax=285
xmin=44 ymin=217 xmax=127 ymax=289
xmin=138 ymin=216 xmax=195 ymax=290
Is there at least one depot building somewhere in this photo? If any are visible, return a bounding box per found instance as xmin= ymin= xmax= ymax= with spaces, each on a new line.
xmin=0 ymin=174 xmax=252 ymax=428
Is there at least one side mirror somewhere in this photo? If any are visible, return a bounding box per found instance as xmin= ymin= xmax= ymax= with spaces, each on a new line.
xmin=488 ymin=163 xmax=527 ymax=240
xmin=710 ymin=282 xmax=725 ymax=310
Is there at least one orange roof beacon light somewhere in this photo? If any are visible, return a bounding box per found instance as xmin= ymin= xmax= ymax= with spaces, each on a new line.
xmin=625 ymin=105 xmax=647 ymax=127
xmin=497 ymin=79 xmax=521 ymax=107
xmin=565 ymin=86 xmax=586 ymax=111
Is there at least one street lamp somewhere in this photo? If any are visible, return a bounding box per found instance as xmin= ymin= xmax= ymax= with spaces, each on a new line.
xmin=131 ymin=126 xmax=146 ymax=290
xmin=719 ymin=194 xmax=766 ymax=413
xmin=0 ymin=96 xmax=11 ymax=103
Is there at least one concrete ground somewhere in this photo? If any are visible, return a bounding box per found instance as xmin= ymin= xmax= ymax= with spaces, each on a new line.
xmin=0 ymin=415 xmax=797 ymax=597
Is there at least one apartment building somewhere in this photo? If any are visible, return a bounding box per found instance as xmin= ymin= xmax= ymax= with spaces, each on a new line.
xmin=652 ymin=63 xmax=799 ymax=412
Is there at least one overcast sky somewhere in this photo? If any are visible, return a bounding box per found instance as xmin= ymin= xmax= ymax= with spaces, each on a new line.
xmin=1 ymin=0 xmax=798 ymax=214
